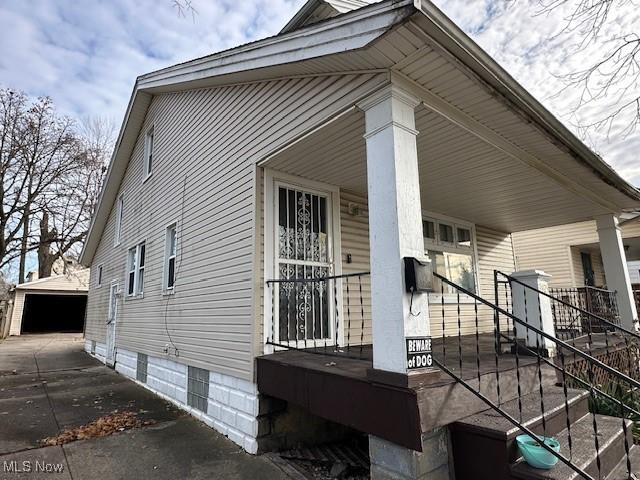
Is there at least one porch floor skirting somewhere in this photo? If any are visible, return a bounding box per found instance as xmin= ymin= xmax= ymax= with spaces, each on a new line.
xmin=256 ymin=333 xmax=621 ymax=451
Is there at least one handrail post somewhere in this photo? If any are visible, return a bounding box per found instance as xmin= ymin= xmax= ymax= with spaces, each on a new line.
xmin=510 ymin=270 xmax=557 ymax=357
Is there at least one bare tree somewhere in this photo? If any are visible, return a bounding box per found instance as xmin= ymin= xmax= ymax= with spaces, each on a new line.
xmin=172 ymin=0 xmax=197 ymax=19
xmin=0 ymin=90 xmax=80 ymax=281
xmin=0 ymin=89 xmax=106 ymax=282
xmin=0 ymin=90 xmax=29 ymax=275
xmin=37 ymin=116 xmax=113 ymax=278
xmin=534 ymin=0 xmax=639 ymax=138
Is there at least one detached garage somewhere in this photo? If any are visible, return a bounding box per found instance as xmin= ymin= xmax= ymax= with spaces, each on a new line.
xmin=8 ymin=271 xmax=89 ymax=335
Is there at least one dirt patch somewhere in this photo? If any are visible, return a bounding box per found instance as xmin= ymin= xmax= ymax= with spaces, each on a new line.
xmin=42 ymin=411 xmax=154 ymax=446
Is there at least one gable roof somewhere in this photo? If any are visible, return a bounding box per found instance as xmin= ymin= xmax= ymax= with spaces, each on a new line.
xmin=15 ymin=271 xmax=89 ymax=292
xmin=79 ymin=0 xmax=640 ymax=265
xmin=280 ymin=0 xmax=380 ymax=33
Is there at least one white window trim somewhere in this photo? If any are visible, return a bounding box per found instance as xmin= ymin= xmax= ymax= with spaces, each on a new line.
xmin=423 ymin=211 xmax=481 ymax=304
xmin=143 ymin=126 xmax=154 ymax=182
xmin=263 ymin=169 xmax=343 ymax=352
xmin=96 ymin=264 xmax=103 ymax=288
xmin=114 ymin=195 xmax=124 ymax=247
xmin=163 ymin=222 xmax=178 ymax=294
xmin=126 ymin=241 xmax=146 ymax=299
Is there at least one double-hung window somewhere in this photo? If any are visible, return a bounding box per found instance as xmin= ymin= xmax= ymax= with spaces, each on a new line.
xmin=423 ymin=216 xmax=477 ymax=295
xmin=127 ymin=242 xmax=146 ymax=296
xmin=164 ymin=223 xmax=177 ymax=291
xmin=143 ymin=127 xmax=154 ymax=179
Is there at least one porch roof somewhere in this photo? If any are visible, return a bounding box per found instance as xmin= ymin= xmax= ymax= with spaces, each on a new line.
xmin=80 ymin=0 xmax=640 ymax=264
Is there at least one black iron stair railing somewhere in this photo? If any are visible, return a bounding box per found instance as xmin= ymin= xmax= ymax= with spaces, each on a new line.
xmin=434 ymin=271 xmax=639 ymax=480
xmin=495 ymin=270 xmax=640 ymax=381
xmin=265 ymin=271 xmax=370 ymax=359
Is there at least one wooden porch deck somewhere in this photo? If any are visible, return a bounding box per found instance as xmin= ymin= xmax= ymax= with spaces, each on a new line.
xmin=256 ymin=333 xmax=623 ymax=451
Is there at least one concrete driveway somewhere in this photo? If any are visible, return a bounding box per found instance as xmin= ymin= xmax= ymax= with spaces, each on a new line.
xmin=0 ymin=334 xmax=289 ymax=479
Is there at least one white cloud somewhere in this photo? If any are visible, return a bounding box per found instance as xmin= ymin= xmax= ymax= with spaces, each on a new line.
xmin=0 ymin=0 xmax=637 ymax=185
xmin=432 ymin=0 xmax=640 ymax=186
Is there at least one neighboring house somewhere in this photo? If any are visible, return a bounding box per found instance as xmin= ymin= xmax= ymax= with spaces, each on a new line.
xmin=512 ymin=213 xmax=640 ymax=289
xmin=512 ymin=214 xmax=640 ymax=323
xmin=79 ymin=0 xmax=640 ymax=477
xmin=6 ymin=270 xmax=89 ymax=336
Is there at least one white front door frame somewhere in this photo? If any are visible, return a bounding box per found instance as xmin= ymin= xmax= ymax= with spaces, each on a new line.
xmin=105 ymin=281 xmax=119 ymax=367
xmin=263 ymin=169 xmax=343 ymax=351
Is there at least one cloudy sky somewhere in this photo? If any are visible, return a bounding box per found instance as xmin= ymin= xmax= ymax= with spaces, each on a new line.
xmin=1 ymin=0 xmax=638 ymax=185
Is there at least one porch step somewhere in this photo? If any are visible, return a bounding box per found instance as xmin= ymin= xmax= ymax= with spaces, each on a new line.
xmin=606 ymin=444 xmax=640 ymax=479
xmin=451 ymin=387 xmax=589 ymax=480
xmin=510 ymin=414 xmax=634 ymax=480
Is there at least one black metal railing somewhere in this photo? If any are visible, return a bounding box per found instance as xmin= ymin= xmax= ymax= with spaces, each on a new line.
xmin=495 ymin=271 xmax=640 ymax=377
xmin=265 ymin=271 xmax=370 ymax=359
xmin=434 ymin=271 xmax=639 ymax=480
xmin=549 ymin=286 xmax=620 ymax=337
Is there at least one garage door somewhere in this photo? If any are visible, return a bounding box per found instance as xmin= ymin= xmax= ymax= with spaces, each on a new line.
xmin=21 ymin=294 xmax=87 ymax=333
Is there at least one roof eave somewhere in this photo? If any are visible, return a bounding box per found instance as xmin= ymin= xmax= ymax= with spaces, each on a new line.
xmin=412 ymin=0 xmax=640 ymax=206
xmin=79 ymin=0 xmax=414 ymax=266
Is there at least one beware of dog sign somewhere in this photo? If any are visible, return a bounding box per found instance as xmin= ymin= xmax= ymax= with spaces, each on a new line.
xmin=406 ymin=337 xmax=433 ymax=370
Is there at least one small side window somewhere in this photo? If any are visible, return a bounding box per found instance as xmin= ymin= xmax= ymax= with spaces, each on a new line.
xmin=144 ymin=126 xmax=154 ymax=179
xmin=164 ymin=223 xmax=177 ymax=291
xmin=438 ymin=222 xmax=454 ymax=244
xmin=96 ymin=265 xmax=103 ymax=287
xmin=422 ymin=220 xmax=435 ymax=241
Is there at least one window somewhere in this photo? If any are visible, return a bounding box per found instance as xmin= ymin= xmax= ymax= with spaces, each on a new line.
xmin=187 ymin=366 xmax=209 ymax=413
xmin=423 ymin=220 xmax=435 ymax=241
xmin=143 ymin=126 xmax=154 ymax=179
xmin=96 ymin=265 xmax=103 ymax=287
xmin=136 ymin=353 xmax=148 ymax=383
xmin=164 ymin=223 xmax=177 ymax=291
xmin=127 ymin=242 xmax=145 ymax=296
xmin=114 ymin=195 xmax=124 ymax=246
xmin=423 ymin=216 xmax=477 ymax=295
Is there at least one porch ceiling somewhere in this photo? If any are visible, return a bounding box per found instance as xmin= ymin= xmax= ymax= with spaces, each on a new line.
xmin=263 ymin=104 xmax=614 ymax=234
xmin=262 ymin=10 xmax=640 ymax=234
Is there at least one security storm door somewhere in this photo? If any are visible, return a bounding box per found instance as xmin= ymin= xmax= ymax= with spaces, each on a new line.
xmin=275 ymin=184 xmax=335 ymax=347
xmin=105 ymin=282 xmax=118 ymax=367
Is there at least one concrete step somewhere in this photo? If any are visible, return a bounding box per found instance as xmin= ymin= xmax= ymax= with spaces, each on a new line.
xmin=451 ymin=387 xmax=589 ymax=480
xmin=510 ymin=414 xmax=634 ymax=480
xmin=601 ymin=444 xmax=640 ymax=480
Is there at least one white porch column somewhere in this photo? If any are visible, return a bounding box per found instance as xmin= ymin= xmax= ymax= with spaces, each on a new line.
xmin=359 ymin=84 xmax=430 ymax=374
xmin=596 ymin=214 xmax=638 ymax=330
xmin=511 ymin=270 xmax=557 ymax=357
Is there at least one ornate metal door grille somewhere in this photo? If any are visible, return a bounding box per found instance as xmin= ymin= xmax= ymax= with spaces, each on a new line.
xmin=276 ymin=185 xmax=332 ymax=344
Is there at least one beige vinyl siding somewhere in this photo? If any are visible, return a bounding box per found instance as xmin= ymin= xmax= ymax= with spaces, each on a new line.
xmin=340 ymin=191 xmax=372 ymax=345
xmin=512 ymin=219 xmax=640 ymax=288
xmin=84 ymin=73 xmax=388 ymax=381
